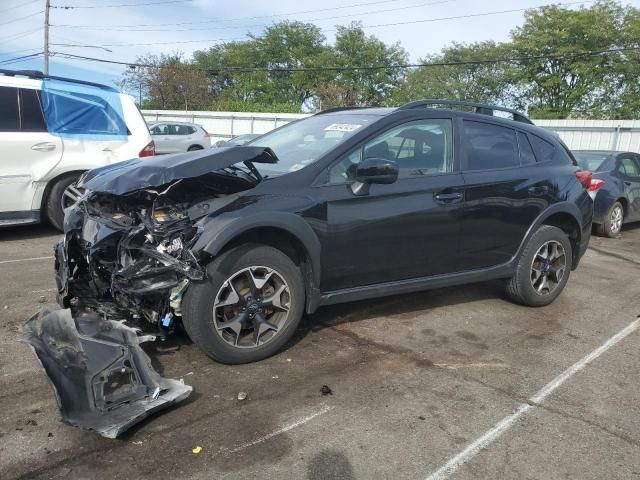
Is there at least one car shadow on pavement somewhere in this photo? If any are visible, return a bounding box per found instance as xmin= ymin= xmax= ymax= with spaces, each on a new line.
xmin=0 ymin=223 xmax=59 ymax=241
xmin=306 ymin=280 xmax=507 ymax=334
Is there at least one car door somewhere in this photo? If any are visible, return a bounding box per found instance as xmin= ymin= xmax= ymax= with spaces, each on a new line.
xmin=316 ymin=116 xmax=465 ymax=291
xmin=0 ymin=86 xmax=62 ymax=219
xmin=616 ymin=154 xmax=640 ymax=221
xmin=458 ymin=120 xmax=552 ymax=270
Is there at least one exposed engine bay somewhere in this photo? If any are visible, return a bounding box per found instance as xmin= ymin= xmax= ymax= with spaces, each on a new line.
xmin=22 ymin=146 xmax=279 ymax=437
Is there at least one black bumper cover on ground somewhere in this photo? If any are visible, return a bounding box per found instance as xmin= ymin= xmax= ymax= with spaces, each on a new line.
xmin=22 ymin=309 xmax=192 ymax=438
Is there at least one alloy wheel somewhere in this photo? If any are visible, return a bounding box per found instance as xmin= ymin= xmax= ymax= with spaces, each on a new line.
xmin=62 ymin=183 xmax=85 ymax=209
xmin=530 ymin=240 xmax=566 ymax=296
xmin=609 ymin=205 xmax=623 ymax=234
xmin=213 ymin=266 xmax=291 ymax=348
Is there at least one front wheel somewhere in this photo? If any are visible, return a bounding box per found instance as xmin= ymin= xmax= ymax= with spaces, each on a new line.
xmin=505 ymin=225 xmax=572 ymax=307
xmin=182 ymin=244 xmax=305 ymax=364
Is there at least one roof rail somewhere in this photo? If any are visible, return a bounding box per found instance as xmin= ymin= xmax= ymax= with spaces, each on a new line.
xmin=0 ymin=69 xmax=117 ymax=92
xmin=398 ymin=99 xmax=532 ymax=125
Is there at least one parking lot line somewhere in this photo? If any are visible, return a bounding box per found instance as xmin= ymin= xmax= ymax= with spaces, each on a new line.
xmin=424 ymin=316 xmax=640 ymax=480
xmin=0 ymin=255 xmax=54 ymax=265
xmin=221 ymin=404 xmax=334 ymax=455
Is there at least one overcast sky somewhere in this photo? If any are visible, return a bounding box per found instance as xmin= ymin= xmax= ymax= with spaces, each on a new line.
xmin=2 ymin=0 xmax=639 ymax=88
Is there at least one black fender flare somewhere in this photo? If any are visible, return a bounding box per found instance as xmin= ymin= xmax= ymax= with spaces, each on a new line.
xmin=512 ymin=201 xmax=587 ymax=267
xmin=192 ymin=211 xmax=322 ymax=310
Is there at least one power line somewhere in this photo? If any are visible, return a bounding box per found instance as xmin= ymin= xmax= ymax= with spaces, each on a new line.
xmin=0 ymin=52 xmax=44 ymax=66
xmin=0 ymin=27 xmax=42 ymax=43
xmin=55 ymin=0 xmax=593 ymax=47
xmin=0 ymin=0 xmax=40 ymax=14
xmin=50 ymin=47 xmax=640 ymax=72
xmin=52 ymin=0 xmax=193 ymax=8
xmin=50 ymin=0 xmax=419 ymax=29
xmin=0 ymin=9 xmax=44 ymax=27
xmin=55 ymin=0 xmax=456 ymax=33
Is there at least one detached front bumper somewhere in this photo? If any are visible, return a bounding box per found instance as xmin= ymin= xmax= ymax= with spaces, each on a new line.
xmin=22 ymin=309 xmax=192 ymax=438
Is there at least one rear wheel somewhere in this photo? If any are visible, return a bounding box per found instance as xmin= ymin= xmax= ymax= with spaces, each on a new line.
xmin=505 ymin=225 xmax=572 ymax=307
xmin=594 ymin=201 xmax=623 ymax=238
xmin=46 ymin=175 xmax=83 ymax=231
xmin=182 ymin=244 xmax=305 ymax=364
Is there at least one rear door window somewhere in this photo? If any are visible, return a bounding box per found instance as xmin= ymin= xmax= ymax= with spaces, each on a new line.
xmin=463 ymin=120 xmax=519 ymax=170
xmin=618 ymin=156 xmax=640 ymax=177
xmin=19 ymin=89 xmax=46 ymax=132
xmin=0 ymin=86 xmax=19 ymax=131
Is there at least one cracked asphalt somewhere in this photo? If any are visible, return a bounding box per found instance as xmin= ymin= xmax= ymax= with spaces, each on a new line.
xmin=1 ymin=223 xmax=639 ymax=480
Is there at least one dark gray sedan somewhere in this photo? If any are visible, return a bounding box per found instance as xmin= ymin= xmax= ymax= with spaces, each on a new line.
xmin=574 ymin=150 xmax=640 ymax=237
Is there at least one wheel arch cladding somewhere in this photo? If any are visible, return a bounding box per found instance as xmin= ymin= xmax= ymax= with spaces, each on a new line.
xmin=195 ymin=213 xmax=322 ymax=313
xmin=514 ymin=202 xmax=586 ymax=271
xmin=540 ymin=210 xmax=582 ymax=267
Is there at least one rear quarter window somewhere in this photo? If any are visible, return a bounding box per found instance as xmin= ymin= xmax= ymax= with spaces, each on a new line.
xmin=529 ymin=134 xmax=574 ymax=164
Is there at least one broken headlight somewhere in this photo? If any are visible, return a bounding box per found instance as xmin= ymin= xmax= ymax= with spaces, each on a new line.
xmin=152 ymin=207 xmax=186 ymax=223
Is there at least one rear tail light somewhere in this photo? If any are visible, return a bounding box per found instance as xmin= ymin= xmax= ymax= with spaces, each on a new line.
xmin=139 ymin=140 xmax=155 ymax=158
xmin=202 ymin=127 xmax=211 ymax=137
xmin=588 ymin=178 xmax=606 ymax=192
xmin=575 ymin=171 xmax=593 ymax=189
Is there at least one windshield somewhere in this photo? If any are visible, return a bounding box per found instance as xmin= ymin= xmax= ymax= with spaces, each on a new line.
xmin=248 ymin=113 xmax=380 ymax=173
xmin=574 ymin=152 xmax=610 ymax=171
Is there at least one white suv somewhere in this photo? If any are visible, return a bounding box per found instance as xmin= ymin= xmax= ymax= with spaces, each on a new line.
xmin=149 ymin=121 xmax=211 ymax=154
xmin=0 ymin=70 xmax=154 ymax=230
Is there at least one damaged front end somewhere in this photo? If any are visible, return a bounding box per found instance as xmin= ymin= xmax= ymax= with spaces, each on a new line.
xmin=24 ymin=146 xmax=278 ymax=437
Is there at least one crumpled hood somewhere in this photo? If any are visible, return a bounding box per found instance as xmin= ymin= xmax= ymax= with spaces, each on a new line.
xmin=79 ymin=145 xmax=278 ymax=195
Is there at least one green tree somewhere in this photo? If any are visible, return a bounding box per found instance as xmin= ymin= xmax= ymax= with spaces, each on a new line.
xmin=194 ymin=21 xmax=329 ymax=111
xmin=396 ymin=41 xmax=518 ymax=107
xmin=120 ymin=53 xmax=209 ymax=109
xmin=314 ymin=22 xmax=409 ymax=109
xmin=510 ymin=1 xmax=626 ymax=118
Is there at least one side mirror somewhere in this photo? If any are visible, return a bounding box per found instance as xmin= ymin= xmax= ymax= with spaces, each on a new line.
xmin=350 ymin=157 xmax=399 ymax=196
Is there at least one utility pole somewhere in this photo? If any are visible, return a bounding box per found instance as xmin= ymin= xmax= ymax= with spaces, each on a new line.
xmin=44 ymin=0 xmax=50 ymax=74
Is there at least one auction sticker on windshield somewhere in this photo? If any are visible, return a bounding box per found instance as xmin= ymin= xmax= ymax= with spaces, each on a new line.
xmin=324 ymin=123 xmax=362 ymax=132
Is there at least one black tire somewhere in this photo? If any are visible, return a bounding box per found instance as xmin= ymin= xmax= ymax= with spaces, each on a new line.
xmin=505 ymin=225 xmax=572 ymax=307
xmin=187 ymin=145 xmax=204 ymax=151
xmin=182 ymin=244 xmax=305 ymax=364
xmin=45 ymin=174 xmax=80 ymax=231
xmin=594 ymin=201 xmax=623 ymax=238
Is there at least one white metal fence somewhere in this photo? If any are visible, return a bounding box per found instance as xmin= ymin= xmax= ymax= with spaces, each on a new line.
xmin=142 ymin=110 xmax=640 ymax=152
xmin=142 ymin=110 xmax=310 ymax=143
xmin=534 ymin=119 xmax=640 ymax=152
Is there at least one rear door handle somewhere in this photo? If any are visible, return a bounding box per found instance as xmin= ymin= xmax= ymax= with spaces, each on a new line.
xmin=434 ymin=192 xmax=463 ymax=203
xmin=528 ymin=185 xmax=549 ymax=195
xmin=31 ymin=142 xmax=56 ymax=152
xmin=624 ymin=181 xmax=632 ymax=186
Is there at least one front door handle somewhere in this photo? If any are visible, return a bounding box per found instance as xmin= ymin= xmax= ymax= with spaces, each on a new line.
xmin=434 ymin=192 xmax=463 ymax=203
xmin=31 ymin=142 xmax=56 ymax=152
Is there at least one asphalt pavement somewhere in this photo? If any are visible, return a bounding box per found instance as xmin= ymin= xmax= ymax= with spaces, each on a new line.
xmin=1 ymin=223 xmax=639 ymax=480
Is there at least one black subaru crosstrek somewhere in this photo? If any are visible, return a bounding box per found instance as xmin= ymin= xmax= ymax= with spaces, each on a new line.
xmin=49 ymin=100 xmax=592 ymax=368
